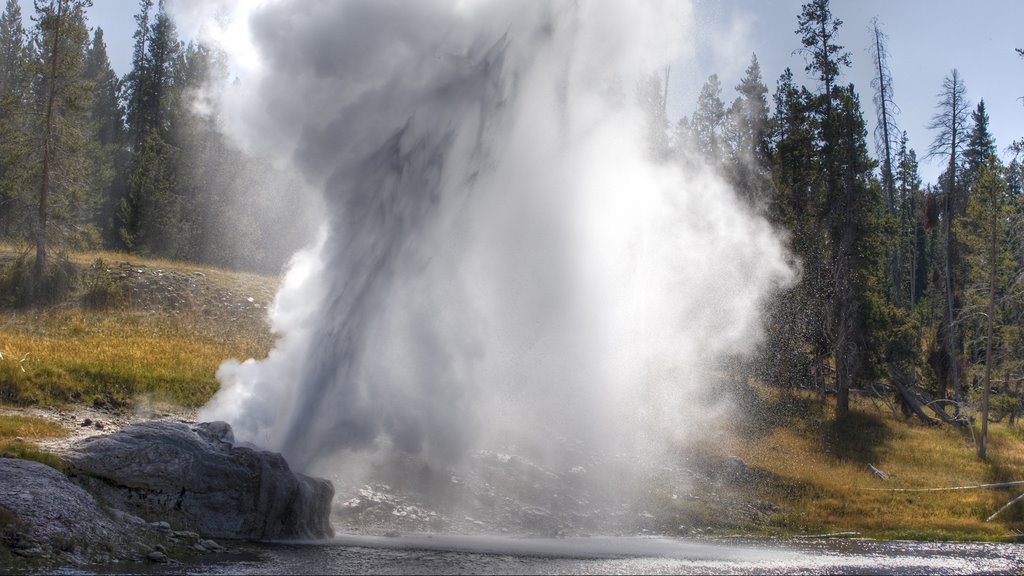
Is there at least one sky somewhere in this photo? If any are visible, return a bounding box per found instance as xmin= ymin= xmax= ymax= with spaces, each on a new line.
xmin=16 ymin=0 xmax=1024 ymax=184
xmin=674 ymin=0 xmax=1024 ymax=184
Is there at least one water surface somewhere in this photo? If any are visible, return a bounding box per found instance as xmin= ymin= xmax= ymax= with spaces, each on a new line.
xmin=100 ymin=534 xmax=1024 ymax=575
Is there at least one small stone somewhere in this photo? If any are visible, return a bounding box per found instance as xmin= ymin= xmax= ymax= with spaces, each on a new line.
xmin=81 ymin=418 xmax=92 ymax=427
xmin=147 ymin=550 xmax=168 ymax=563
xmin=193 ymin=543 xmax=208 ymax=553
xmin=94 ymin=421 xmax=105 ymax=430
xmin=149 ymin=520 xmax=172 ymax=532
xmin=173 ymin=530 xmax=199 ymax=540
xmin=198 ymin=539 xmax=222 ymax=551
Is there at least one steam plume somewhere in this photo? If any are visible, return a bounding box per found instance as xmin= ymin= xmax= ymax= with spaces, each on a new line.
xmin=195 ymin=0 xmax=793 ymax=474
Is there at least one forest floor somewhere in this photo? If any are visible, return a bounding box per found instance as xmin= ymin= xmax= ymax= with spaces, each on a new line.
xmin=0 ymin=247 xmax=1022 ymax=542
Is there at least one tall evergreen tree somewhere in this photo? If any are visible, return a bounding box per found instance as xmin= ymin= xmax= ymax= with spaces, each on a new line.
xmin=826 ymin=85 xmax=885 ymax=418
xmin=796 ymin=0 xmax=874 ymax=418
xmin=927 ymin=69 xmax=971 ymax=403
xmin=963 ymin=99 xmax=996 ymax=191
xmin=761 ymin=67 xmax=831 ymax=395
xmin=727 ymin=53 xmax=772 ymax=208
xmin=691 ymin=74 xmax=726 ymax=162
xmin=959 ymin=158 xmax=1013 ymax=458
xmin=82 ymin=26 xmax=125 ymax=246
xmin=796 ymin=0 xmax=850 ymax=119
xmin=29 ymin=0 xmax=93 ymax=297
xmin=0 ymin=0 xmax=32 ymax=240
xmin=0 ymin=0 xmax=29 ymax=98
xmin=123 ymin=0 xmax=152 ymax=146
xmin=895 ymin=132 xmax=925 ymax=307
xmin=120 ymin=0 xmax=184 ymax=256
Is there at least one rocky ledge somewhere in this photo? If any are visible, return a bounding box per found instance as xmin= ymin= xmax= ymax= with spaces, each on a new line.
xmin=65 ymin=421 xmax=334 ymax=541
xmin=0 ymin=457 xmax=165 ymax=566
xmin=1 ymin=421 xmax=333 ymax=569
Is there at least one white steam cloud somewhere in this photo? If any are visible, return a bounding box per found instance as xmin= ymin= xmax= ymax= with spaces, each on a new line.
xmin=192 ymin=0 xmax=793 ymax=475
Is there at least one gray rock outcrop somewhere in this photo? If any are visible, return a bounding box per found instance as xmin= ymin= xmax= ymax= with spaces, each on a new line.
xmin=0 ymin=457 xmax=154 ymax=566
xmin=65 ymin=421 xmax=334 ymax=541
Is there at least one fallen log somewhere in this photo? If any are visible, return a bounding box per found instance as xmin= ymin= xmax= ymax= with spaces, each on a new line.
xmin=865 ymin=463 xmax=890 ymax=480
xmin=863 ymin=480 xmax=1024 ymax=492
xmin=886 ymin=364 xmax=941 ymax=426
xmin=987 ymin=492 xmax=1024 ymax=522
xmin=792 ymin=532 xmax=861 ymax=539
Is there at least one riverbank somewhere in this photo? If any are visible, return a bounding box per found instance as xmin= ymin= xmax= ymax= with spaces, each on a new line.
xmin=1 ymin=247 xmax=1023 ymax=546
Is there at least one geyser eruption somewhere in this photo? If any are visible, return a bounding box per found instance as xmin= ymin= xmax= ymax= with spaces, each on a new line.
xmin=197 ymin=0 xmax=792 ymax=515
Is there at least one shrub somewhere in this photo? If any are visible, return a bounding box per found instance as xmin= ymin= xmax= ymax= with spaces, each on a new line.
xmin=79 ymin=258 xmax=121 ymax=309
xmin=0 ymin=255 xmax=75 ymax=308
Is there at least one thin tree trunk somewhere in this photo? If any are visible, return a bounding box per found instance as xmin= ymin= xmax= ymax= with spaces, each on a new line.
xmin=874 ymin=23 xmax=900 ymax=308
xmin=944 ymin=104 xmax=963 ymax=403
xmin=35 ymin=0 xmax=65 ymax=296
xmin=943 ymin=205 xmax=960 ymax=404
xmin=979 ymin=195 xmax=998 ymax=459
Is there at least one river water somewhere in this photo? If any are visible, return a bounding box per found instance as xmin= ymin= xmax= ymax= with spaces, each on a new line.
xmin=82 ymin=534 xmax=1022 ymax=575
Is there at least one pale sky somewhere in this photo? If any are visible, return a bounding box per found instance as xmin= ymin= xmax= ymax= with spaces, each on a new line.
xmin=18 ymin=0 xmax=1024 ymax=184
xmin=674 ymin=0 xmax=1024 ymax=184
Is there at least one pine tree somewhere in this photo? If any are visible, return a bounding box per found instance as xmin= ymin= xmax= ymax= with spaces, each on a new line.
xmin=123 ymin=0 xmax=152 ymax=146
xmin=895 ymin=133 xmax=925 ymax=307
xmin=0 ymin=0 xmax=31 ymax=240
xmin=958 ymin=158 xmax=1013 ymax=458
xmin=727 ymin=53 xmax=772 ymax=208
xmin=770 ymin=68 xmax=819 ymax=228
xmin=963 ymin=100 xmax=996 ymax=192
xmin=826 ymin=85 xmax=885 ymax=418
xmin=82 ymin=27 xmax=125 ymax=246
xmin=796 ymin=0 xmax=877 ymax=418
xmin=0 ymin=0 xmax=29 ymax=98
xmin=120 ymin=0 xmax=184 ymax=256
xmin=796 ymin=0 xmax=850 ymax=119
xmin=691 ymin=74 xmax=726 ymax=162
xmin=760 ymin=67 xmax=830 ymax=395
xmin=29 ymin=0 xmax=93 ymax=299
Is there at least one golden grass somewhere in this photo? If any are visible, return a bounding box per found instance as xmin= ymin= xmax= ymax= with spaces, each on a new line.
xmin=0 ymin=413 xmax=68 ymax=471
xmin=0 ymin=414 xmax=66 ymax=441
xmin=0 ymin=248 xmax=278 ymax=409
xmin=710 ymin=385 xmax=1024 ymax=540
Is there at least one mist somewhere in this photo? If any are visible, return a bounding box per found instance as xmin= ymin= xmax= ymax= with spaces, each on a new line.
xmin=191 ymin=0 xmax=793 ymax=506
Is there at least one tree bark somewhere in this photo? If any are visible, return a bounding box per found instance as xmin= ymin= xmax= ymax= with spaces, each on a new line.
xmin=979 ymin=188 xmax=998 ymax=459
xmin=34 ymin=0 xmax=65 ymax=297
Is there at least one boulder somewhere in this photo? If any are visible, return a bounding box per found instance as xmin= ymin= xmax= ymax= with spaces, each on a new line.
xmin=65 ymin=421 xmax=334 ymax=541
xmin=0 ymin=457 xmax=153 ymax=566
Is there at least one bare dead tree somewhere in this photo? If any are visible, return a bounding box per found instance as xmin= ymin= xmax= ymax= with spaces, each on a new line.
xmin=869 ymin=17 xmax=902 ymax=307
xmin=927 ymin=69 xmax=970 ymax=404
